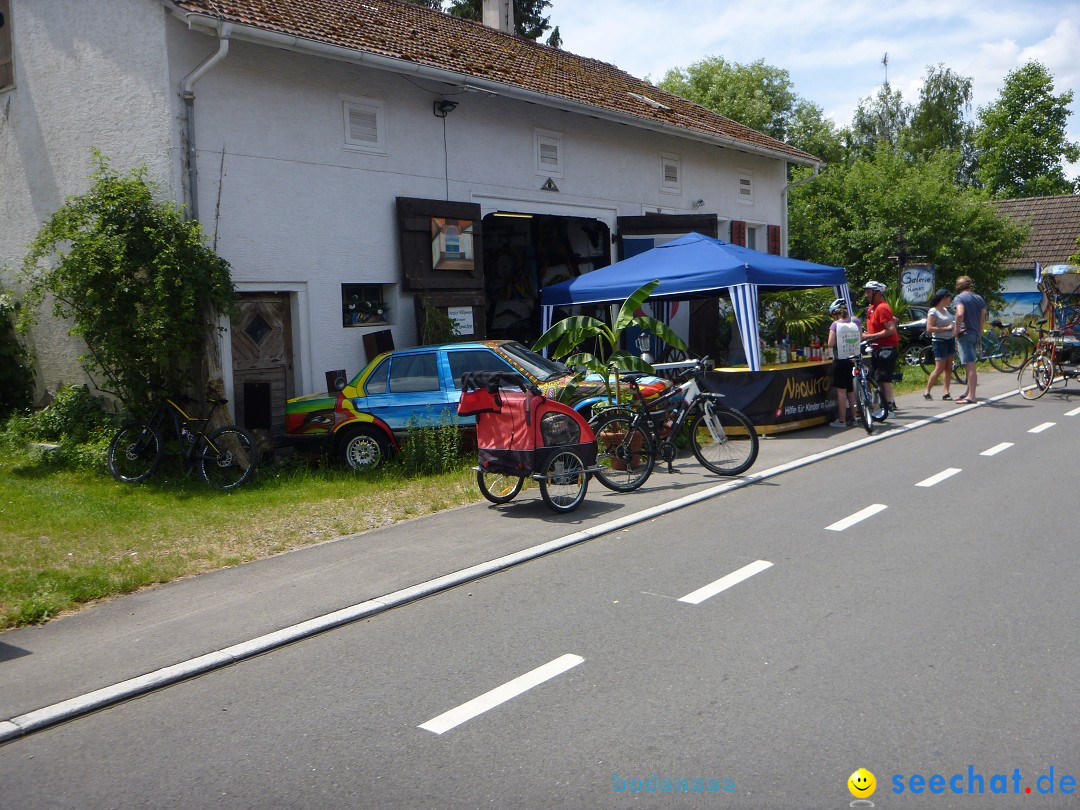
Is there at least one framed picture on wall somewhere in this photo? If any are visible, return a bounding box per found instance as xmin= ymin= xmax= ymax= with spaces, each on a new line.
xmin=431 ymin=217 xmax=476 ymax=270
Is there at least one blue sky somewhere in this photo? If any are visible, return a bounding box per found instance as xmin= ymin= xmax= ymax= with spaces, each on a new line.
xmin=552 ymin=0 xmax=1080 ymax=179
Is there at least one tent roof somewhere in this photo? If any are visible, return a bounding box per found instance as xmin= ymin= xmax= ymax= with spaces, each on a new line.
xmin=540 ymin=233 xmax=847 ymax=306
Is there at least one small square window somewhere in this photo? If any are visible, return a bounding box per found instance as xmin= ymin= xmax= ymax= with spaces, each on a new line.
xmin=661 ymin=153 xmax=681 ymax=195
xmin=535 ymin=128 xmax=563 ymax=178
xmin=343 ymin=98 xmax=387 ymax=154
xmin=342 ymin=283 xmax=391 ymax=327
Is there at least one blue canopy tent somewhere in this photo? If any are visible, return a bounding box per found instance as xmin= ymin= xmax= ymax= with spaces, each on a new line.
xmin=539 ymin=232 xmax=849 ymax=370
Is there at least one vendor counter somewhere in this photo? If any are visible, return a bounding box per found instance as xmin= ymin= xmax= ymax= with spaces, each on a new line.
xmin=703 ymin=360 xmax=836 ymax=434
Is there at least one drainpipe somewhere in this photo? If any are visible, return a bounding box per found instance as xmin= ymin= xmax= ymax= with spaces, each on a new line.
xmin=780 ymin=161 xmax=821 ymax=257
xmin=180 ymin=22 xmax=232 ymax=221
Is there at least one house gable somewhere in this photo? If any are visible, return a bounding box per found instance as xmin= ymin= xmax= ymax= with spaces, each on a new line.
xmin=993 ymin=195 xmax=1080 ymax=270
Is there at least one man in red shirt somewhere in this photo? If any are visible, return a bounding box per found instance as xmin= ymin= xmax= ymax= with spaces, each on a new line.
xmin=861 ymin=280 xmax=899 ymax=414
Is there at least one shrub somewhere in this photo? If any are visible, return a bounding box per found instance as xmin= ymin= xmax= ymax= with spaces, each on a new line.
xmin=400 ymin=411 xmax=465 ymax=477
xmin=0 ymin=287 xmax=34 ymax=416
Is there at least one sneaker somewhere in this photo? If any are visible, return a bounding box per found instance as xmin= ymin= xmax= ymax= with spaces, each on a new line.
xmin=845 ymin=418 xmax=856 ymax=426
xmin=829 ymin=420 xmax=847 ymax=428
xmin=888 ymin=402 xmax=899 ymax=413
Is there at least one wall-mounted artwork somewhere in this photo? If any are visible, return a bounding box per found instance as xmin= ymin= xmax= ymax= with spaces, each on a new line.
xmin=431 ymin=218 xmax=476 ymax=270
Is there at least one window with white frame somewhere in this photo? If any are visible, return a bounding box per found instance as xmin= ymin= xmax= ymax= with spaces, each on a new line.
xmin=535 ymin=129 xmax=563 ymax=178
xmin=661 ymin=153 xmax=681 ymax=195
xmin=737 ymin=171 xmax=754 ymax=205
xmin=343 ymin=98 xmax=387 ymax=154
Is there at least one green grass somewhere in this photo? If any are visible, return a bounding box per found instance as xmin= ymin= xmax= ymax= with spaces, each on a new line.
xmin=0 ymin=449 xmax=479 ymax=629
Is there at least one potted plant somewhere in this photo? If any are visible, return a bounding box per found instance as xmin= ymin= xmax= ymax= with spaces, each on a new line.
xmin=532 ymin=279 xmax=687 ymax=405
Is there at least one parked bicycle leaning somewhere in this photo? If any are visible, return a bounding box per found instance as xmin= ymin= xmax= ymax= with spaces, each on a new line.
xmin=107 ymin=386 xmax=257 ymax=490
xmin=922 ymin=288 xmax=955 ymax=400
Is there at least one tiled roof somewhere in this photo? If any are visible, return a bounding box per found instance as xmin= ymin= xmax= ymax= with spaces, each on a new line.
xmin=170 ymin=0 xmax=819 ymax=164
xmin=993 ymin=195 xmax=1080 ymax=270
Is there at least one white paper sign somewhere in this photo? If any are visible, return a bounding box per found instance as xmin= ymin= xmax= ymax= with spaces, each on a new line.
xmin=448 ymin=306 xmax=473 ymax=336
xmin=901 ymin=265 xmax=935 ymax=303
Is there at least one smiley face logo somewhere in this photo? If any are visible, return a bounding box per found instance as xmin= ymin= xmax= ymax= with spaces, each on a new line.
xmin=848 ymin=768 xmax=876 ymax=798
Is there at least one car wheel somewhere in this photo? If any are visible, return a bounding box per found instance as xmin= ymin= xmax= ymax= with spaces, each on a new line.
xmin=337 ymin=427 xmax=390 ymax=470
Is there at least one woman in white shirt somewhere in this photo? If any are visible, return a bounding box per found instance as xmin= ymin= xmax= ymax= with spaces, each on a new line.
xmin=923 ymin=289 xmax=955 ymax=399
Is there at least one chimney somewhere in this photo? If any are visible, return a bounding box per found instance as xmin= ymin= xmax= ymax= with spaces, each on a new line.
xmin=482 ymin=0 xmax=514 ymax=34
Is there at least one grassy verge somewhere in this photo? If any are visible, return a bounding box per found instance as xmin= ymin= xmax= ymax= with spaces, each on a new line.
xmin=0 ymin=449 xmax=480 ymax=629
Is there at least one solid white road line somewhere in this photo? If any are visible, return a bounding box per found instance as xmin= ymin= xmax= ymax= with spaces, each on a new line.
xmin=678 ymin=560 xmax=774 ymax=605
xmin=826 ymin=504 xmax=887 ymax=532
xmin=980 ymin=442 xmax=1013 ymax=456
xmin=915 ymin=468 xmax=962 ymax=487
xmin=1065 ymin=406 xmax=1080 ymax=417
xmin=419 ymin=654 xmax=584 ymax=735
xmin=1029 ymin=422 xmax=1056 ymax=433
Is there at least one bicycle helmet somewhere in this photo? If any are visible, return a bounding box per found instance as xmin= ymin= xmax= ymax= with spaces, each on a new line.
xmin=863 ymin=280 xmax=887 ymax=293
xmin=829 ymin=298 xmax=848 ymax=314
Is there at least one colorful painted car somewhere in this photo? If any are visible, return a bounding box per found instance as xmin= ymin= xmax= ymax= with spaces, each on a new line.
xmin=283 ymin=340 xmax=670 ymax=469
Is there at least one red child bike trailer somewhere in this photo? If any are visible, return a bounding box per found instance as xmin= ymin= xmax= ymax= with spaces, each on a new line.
xmin=458 ymin=371 xmax=598 ymax=513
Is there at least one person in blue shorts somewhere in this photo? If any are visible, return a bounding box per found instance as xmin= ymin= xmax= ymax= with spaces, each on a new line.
xmin=923 ymin=288 xmax=955 ymax=400
xmin=953 ymin=275 xmax=986 ymax=404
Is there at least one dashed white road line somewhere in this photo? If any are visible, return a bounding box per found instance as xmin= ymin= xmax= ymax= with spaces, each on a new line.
xmin=826 ymin=504 xmax=888 ymax=532
xmin=678 ymin=560 xmax=774 ymax=605
xmin=1065 ymin=406 xmax=1080 ymax=417
xmin=1029 ymin=422 xmax=1056 ymax=433
xmin=419 ymin=653 xmax=584 ymax=735
xmin=981 ymin=442 xmax=1013 ymax=456
xmin=916 ymin=468 xmax=962 ymax=487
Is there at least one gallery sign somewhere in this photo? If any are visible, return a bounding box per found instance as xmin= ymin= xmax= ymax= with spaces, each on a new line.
xmin=900 ymin=263 xmax=935 ymax=303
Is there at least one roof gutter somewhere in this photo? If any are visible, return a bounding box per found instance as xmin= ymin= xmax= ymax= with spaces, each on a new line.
xmin=173 ymin=10 xmax=816 ymax=168
xmin=780 ymin=162 xmax=822 ymax=257
xmin=179 ymin=20 xmax=233 ymax=221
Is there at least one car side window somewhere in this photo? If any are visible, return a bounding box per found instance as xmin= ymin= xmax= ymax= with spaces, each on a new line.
xmin=364 ymin=358 xmax=390 ymax=394
xmin=447 ymin=350 xmax=516 ymax=388
xmin=388 ymin=352 xmax=440 ymax=393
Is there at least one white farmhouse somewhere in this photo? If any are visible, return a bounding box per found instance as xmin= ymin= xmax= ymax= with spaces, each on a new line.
xmin=0 ymin=0 xmax=820 ymax=434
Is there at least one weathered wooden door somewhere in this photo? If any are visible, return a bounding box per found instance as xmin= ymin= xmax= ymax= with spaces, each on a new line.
xmin=231 ymin=293 xmax=293 ymax=436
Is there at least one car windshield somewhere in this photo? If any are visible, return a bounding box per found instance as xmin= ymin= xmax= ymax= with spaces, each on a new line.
xmin=499 ymin=341 xmax=569 ymax=382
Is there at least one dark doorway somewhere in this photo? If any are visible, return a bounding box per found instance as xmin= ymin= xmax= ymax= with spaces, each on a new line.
xmin=482 ymin=213 xmax=610 ymax=345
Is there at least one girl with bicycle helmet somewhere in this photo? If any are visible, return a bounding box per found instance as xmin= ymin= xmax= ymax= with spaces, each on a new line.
xmin=827 ymin=298 xmax=862 ymax=427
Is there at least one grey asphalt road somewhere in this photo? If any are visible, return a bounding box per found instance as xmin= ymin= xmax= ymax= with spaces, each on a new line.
xmin=1 ymin=373 xmax=1077 ymax=808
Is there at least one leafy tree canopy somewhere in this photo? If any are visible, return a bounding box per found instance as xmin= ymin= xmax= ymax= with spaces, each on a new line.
xmin=975 ymin=61 xmax=1079 ymax=197
xmin=403 ymin=0 xmax=560 ymax=45
xmin=18 ymin=152 xmax=236 ymax=409
xmin=788 ymin=144 xmax=1027 ymax=303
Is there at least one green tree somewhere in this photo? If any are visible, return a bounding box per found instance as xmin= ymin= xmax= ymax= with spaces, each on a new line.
xmin=789 ymin=144 xmax=1027 ymax=300
xmin=659 ymin=57 xmax=843 ymax=162
xmin=18 ymin=152 xmax=236 ymax=409
xmin=975 ymin=61 xmax=1079 ymax=197
xmin=908 ymin=64 xmax=976 ymax=183
xmin=444 ymin=0 xmax=555 ymax=42
xmin=0 ymin=285 xmax=34 ymax=415
xmin=848 ymin=82 xmax=911 ymax=158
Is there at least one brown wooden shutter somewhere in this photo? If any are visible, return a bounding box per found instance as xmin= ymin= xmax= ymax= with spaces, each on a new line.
xmin=0 ymin=0 xmax=14 ymax=90
xmin=730 ymin=220 xmax=746 ymax=247
xmin=767 ymin=224 xmax=782 ymax=255
xmin=396 ymin=197 xmax=484 ymax=292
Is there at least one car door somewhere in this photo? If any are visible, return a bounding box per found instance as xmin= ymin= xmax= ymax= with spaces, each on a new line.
xmin=445 ymin=347 xmax=521 ymax=426
xmin=357 ymin=350 xmax=448 ymax=433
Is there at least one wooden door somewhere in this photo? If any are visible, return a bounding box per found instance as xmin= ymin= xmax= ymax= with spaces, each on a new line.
xmin=231 ymin=293 xmax=293 ymax=436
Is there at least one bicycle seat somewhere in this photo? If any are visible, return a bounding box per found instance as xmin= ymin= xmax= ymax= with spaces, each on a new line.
xmin=207 ymin=397 xmax=229 ymax=405
xmin=618 ymin=371 xmax=651 ymax=383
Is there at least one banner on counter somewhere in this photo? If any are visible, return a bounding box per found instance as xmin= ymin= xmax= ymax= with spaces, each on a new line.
xmin=703 ymin=364 xmax=836 ymax=433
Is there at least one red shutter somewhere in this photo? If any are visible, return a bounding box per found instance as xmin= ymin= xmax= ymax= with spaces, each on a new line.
xmin=730 ymin=220 xmax=746 ymax=247
xmin=767 ymin=224 xmax=782 ymax=255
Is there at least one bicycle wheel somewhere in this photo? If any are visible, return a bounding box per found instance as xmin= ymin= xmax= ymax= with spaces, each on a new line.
xmin=917 ymin=345 xmax=936 ymax=376
xmin=953 ymin=362 xmax=967 ymax=386
xmin=199 ymin=426 xmax=257 ymax=490
xmin=688 ymin=399 xmax=759 ymax=475
xmin=853 ymin=376 xmax=873 ymax=434
xmin=1017 ymin=356 xmax=1053 ymax=400
xmin=902 ymin=342 xmax=925 ymax=368
xmin=991 ymin=335 xmax=1029 ymax=372
xmin=591 ymin=412 xmax=654 ymax=492
xmin=868 ymin=378 xmax=888 ymax=421
xmin=107 ymin=422 xmax=164 ymax=483
xmin=538 ymin=450 xmax=589 ymax=513
xmin=476 ymin=470 xmax=523 ymax=504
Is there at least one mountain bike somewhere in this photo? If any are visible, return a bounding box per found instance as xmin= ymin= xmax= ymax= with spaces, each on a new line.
xmin=852 ymin=343 xmax=888 ymax=434
xmin=107 ymin=390 xmax=258 ymax=490
xmin=588 ymin=358 xmax=759 ymax=492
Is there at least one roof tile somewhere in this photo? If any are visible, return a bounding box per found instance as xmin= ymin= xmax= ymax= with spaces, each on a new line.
xmin=993 ymin=195 xmax=1080 ymax=269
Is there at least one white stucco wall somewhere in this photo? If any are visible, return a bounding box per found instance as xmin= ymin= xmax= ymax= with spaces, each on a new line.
xmin=0 ymin=0 xmax=177 ymax=400
xmin=166 ymin=27 xmax=788 ymax=396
